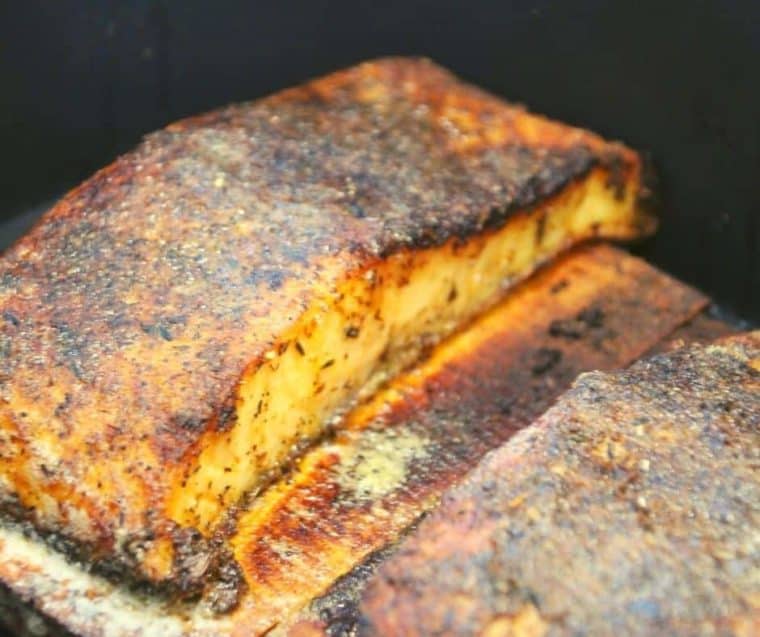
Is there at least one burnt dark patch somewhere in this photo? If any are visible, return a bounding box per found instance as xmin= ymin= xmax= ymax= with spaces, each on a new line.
xmin=2 ymin=311 xmax=19 ymax=327
xmin=549 ymin=318 xmax=585 ymax=340
xmin=140 ymin=322 xmax=174 ymax=341
xmin=549 ymin=306 xmax=605 ymax=340
xmin=348 ymin=202 xmax=367 ymax=219
xmin=601 ymin=150 xmax=628 ymax=201
xmin=531 ymin=348 xmax=562 ymax=375
xmin=550 ymin=279 xmax=569 ymax=294
xmin=494 ymin=394 xmax=517 ymax=416
xmin=311 ymin=544 xmax=400 ymax=637
xmin=216 ymin=402 xmax=237 ymax=432
xmin=578 ymin=307 xmax=605 ymax=328
xmin=171 ymin=412 xmax=205 ymax=432
xmin=206 ymin=558 xmax=246 ymax=614
xmin=345 ymin=326 xmax=360 ymax=338
xmin=167 ymin=527 xmax=246 ymax=612
xmin=534 ymin=212 xmax=547 ymax=246
xmin=54 ymin=393 xmax=72 ymax=419
xmin=246 ymin=267 xmax=288 ymax=291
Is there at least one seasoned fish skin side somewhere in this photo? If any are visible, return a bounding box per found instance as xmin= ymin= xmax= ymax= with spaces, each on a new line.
xmin=360 ymin=332 xmax=760 ymax=637
xmin=0 ymin=57 xmax=648 ymax=596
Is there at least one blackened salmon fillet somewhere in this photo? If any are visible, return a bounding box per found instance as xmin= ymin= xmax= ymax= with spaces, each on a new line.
xmin=0 ymin=57 xmax=650 ymax=603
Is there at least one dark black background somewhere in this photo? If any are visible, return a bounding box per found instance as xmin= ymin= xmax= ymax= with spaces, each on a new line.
xmin=0 ymin=0 xmax=758 ymax=323
xmin=0 ymin=3 xmax=757 ymax=633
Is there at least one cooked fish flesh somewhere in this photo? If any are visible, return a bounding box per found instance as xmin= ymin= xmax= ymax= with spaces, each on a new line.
xmin=0 ymin=57 xmax=651 ymax=600
xmin=359 ymin=332 xmax=760 ymax=636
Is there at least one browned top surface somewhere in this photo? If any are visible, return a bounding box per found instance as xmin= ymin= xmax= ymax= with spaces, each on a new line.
xmin=359 ymin=332 xmax=760 ymax=637
xmin=0 ymin=57 xmax=639 ymax=555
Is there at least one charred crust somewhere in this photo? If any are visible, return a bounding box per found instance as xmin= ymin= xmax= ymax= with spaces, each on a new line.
xmin=600 ymin=148 xmax=629 ymax=201
xmin=205 ymin=557 xmax=246 ymax=614
xmin=0 ymin=503 xmax=245 ymax=614
xmin=2 ymin=311 xmax=19 ymax=327
xmin=215 ymin=399 xmax=238 ymax=432
xmin=311 ymin=544 xmax=400 ymax=637
xmin=171 ymin=412 xmax=206 ymax=432
xmin=376 ymin=146 xmax=599 ymax=257
xmin=168 ymin=527 xmax=246 ymax=611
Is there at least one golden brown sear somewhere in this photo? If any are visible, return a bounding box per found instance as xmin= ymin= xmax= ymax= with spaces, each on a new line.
xmin=0 ymin=57 xmax=650 ymax=599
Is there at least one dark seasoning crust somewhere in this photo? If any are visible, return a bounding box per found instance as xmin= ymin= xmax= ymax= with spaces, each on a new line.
xmin=0 ymin=57 xmax=639 ymax=606
xmin=359 ymin=333 xmax=760 ymax=636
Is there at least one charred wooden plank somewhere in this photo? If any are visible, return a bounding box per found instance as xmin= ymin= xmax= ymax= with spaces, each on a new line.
xmin=359 ymin=332 xmax=760 ymax=637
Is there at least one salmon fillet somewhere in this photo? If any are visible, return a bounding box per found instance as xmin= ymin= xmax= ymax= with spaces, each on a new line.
xmin=0 ymin=57 xmax=651 ymax=602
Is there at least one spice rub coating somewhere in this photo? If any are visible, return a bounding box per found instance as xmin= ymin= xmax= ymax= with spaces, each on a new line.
xmin=0 ymin=57 xmax=647 ymax=598
xmin=360 ymin=332 xmax=760 ymax=637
